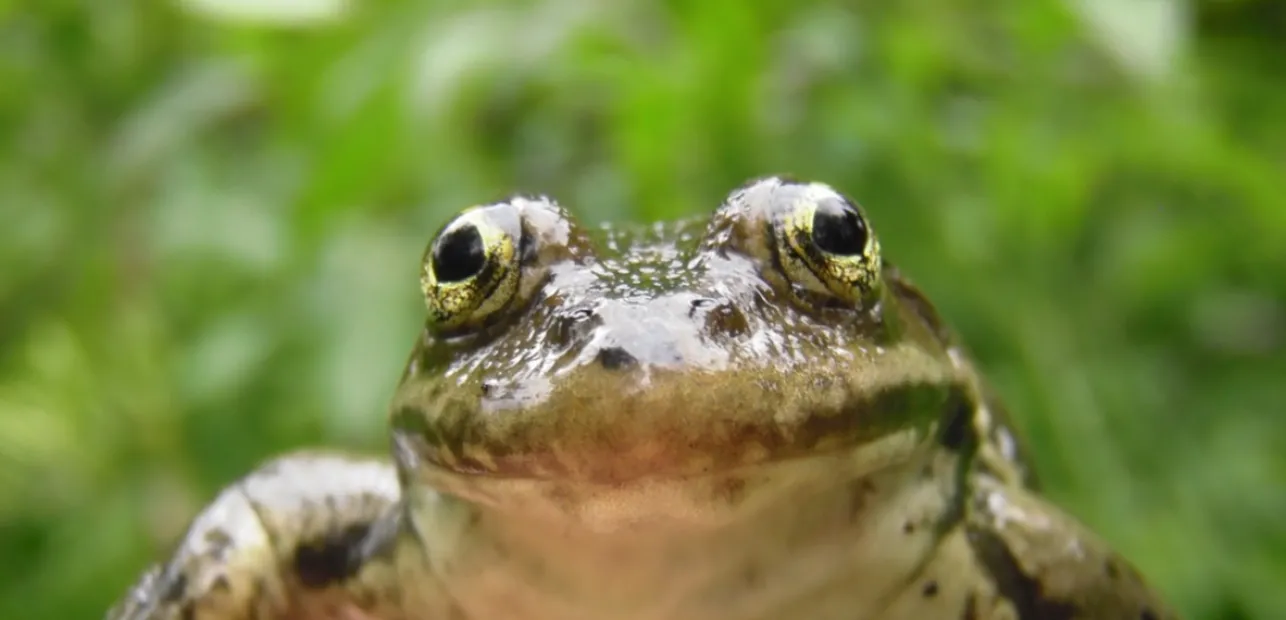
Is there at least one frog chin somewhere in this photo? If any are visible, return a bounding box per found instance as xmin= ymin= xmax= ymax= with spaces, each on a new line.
xmin=401 ymin=425 xmax=932 ymax=535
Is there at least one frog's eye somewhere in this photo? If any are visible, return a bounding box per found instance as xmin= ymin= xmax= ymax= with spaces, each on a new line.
xmin=772 ymin=184 xmax=882 ymax=306
xmin=421 ymin=204 xmax=524 ymax=332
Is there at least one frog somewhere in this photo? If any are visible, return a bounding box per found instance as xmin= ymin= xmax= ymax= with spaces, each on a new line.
xmin=106 ymin=177 xmax=1180 ymax=620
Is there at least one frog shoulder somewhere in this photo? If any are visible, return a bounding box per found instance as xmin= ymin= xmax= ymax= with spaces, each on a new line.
xmin=106 ymin=451 xmax=451 ymax=619
xmin=884 ymin=265 xmax=1038 ymax=489
xmin=964 ymin=477 xmax=1181 ymax=620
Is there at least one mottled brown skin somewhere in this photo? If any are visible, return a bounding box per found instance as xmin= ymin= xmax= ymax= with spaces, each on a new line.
xmin=107 ymin=178 xmax=1180 ymax=620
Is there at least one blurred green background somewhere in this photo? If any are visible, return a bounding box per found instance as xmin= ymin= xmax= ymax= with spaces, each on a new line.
xmin=1 ymin=0 xmax=1283 ymax=618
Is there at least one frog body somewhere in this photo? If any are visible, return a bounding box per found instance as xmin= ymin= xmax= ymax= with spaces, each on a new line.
xmin=107 ymin=178 xmax=1178 ymax=620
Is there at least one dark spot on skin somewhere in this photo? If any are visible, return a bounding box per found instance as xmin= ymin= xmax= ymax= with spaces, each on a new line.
xmin=715 ymin=477 xmax=747 ymax=505
xmin=700 ymin=300 xmax=750 ymax=337
xmin=937 ymin=394 xmax=974 ymax=452
xmin=160 ymin=571 xmax=188 ymax=603
xmin=847 ymin=478 xmax=876 ymax=522
xmin=960 ymin=593 xmax=979 ymax=620
xmin=922 ymin=580 xmax=939 ymax=598
xmin=1140 ymin=610 xmax=1158 ymax=620
xmin=967 ymin=527 xmax=1078 ymax=620
xmin=210 ymin=575 xmax=230 ymax=593
xmin=1106 ymin=560 xmax=1120 ymax=580
xmin=203 ymin=528 xmax=234 ymax=562
xmin=595 ymin=346 xmax=637 ymax=370
xmin=180 ymin=601 xmax=195 ymax=620
xmin=742 ymin=564 xmax=763 ymax=588
xmin=294 ymin=521 xmax=375 ymax=588
xmin=902 ymin=520 xmax=916 ymax=535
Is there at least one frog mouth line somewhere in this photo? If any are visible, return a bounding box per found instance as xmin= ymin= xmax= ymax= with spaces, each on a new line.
xmin=392 ymin=381 xmax=968 ymax=485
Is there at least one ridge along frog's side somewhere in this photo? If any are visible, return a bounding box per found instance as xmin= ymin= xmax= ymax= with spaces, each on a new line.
xmin=107 ymin=177 xmax=1180 ymax=620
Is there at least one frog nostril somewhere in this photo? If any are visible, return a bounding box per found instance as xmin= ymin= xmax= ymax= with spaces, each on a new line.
xmin=688 ymin=297 xmax=717 ymax=316
xmin=595 ymin=346 xmax=638 ymax=370
xmin=551 ymin=307 xmax=599 ymax=348
xmin=702 ymin=301 xmax=750 ymax=337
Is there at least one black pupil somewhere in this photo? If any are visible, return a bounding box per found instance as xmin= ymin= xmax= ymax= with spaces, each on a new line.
xmin=811 ymin=198 xmax=867 ymax=256
xmin=431 ymin=224 xmax=486 ymax=282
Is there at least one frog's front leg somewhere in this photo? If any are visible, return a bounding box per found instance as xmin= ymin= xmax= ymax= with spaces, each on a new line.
xmin=106 ymin=452 xmax=446 ymax=620
xmin=964 ymin=476 xmax=1181 ymax=620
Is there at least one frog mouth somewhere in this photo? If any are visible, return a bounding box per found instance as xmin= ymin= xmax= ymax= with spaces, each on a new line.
xmin=399 ymin=420 xmax=940 ymax=533
xmin=390 ymin=365 xmax=967 ymax=485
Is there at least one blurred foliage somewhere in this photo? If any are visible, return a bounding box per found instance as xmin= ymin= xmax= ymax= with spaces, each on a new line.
xmin=1 ymin=0 xmax=1283 ymax=618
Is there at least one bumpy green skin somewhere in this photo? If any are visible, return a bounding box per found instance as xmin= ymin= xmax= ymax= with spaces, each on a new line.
xmin=107 ymin=178 xmax=1180 ymax=620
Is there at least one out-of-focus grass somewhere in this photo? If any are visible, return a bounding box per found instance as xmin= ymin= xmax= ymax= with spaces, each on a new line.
xmin=0 ymin=1 xmax=1282 ymax=618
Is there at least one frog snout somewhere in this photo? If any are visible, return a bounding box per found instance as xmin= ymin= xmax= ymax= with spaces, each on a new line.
xmin=581 ymin=297 xmax=734 ymax=371
xmin=585 ymin=324 xmax=687 ymax=370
